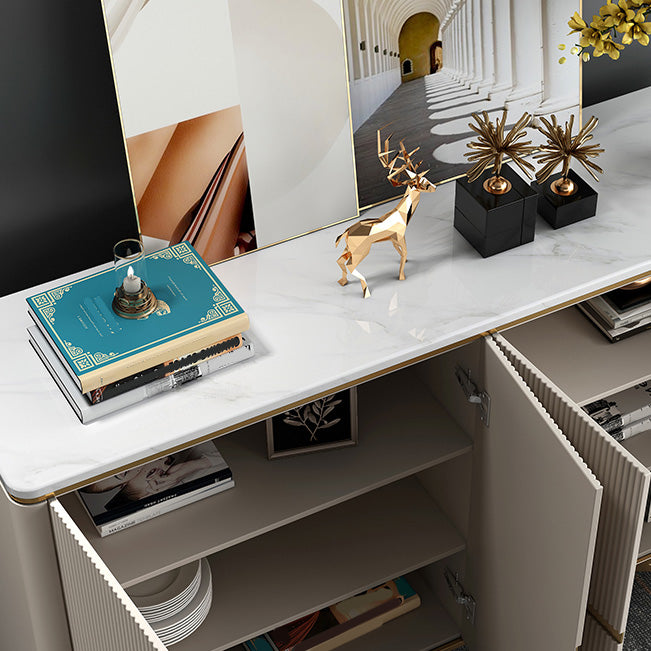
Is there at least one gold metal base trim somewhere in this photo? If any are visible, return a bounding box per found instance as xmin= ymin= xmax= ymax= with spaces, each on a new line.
xmin=432 ymin=639 xmax=466 ymax=651
xmin=587 ymin=604 xmax=624 ymax=644
xmin=551 ymin=176 xmax=578 ymax=196
xmin=483 ymin=175 xmax=512 ymax=195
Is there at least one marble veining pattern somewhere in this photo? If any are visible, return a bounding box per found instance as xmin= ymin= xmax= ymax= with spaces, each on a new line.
xmin=2 ymin=88 xmax=651 ymax=498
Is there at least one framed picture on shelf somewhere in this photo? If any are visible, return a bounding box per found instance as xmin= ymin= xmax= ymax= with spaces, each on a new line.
xmin=266 ymin=388 xmax=358 ymax=459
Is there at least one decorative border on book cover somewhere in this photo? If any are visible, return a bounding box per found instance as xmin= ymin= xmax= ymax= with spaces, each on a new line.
xmin=28 ymin=242 xmax=244 ymax=374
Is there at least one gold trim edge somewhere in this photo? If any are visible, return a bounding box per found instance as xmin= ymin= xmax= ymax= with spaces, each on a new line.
xmin=10 ymin=267 xmax=651 ymax=505
xmin=587 ymin=603 xmax=624 ymax=644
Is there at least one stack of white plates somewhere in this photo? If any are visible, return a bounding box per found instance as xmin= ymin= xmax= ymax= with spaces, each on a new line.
xmin=126 ymin=558 xmax=212 ymax=646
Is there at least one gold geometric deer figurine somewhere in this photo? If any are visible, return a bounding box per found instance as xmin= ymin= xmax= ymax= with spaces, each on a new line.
xmin=336 ymin=130 xmax=436 ymax=298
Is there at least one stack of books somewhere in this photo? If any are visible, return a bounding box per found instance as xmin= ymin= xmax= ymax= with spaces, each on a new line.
xmin=26 ymin=242 xmax=252 ymax=422
xmin=583 ymin=382 xmax=651 ymax=443
xmin=577 ymin=281 xmax=651 ymax=342
xmin=77 ymin=440 xmax=233 ymax=536
xmin=243 ymin=576 xmax=421 ymax=651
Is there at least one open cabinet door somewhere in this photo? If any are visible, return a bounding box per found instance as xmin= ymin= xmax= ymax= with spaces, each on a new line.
xmin=464 ymin=338 xmax=602 ymax=651
xmin=494 ymin=333 xmax=651 ymax=650
xmin=49 ymin=499 xmax=166 ymax=651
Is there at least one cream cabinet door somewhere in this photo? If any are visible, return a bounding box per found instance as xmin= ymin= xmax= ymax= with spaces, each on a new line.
xmin=494 ymin=333 xmax=651 ymax=650
xmin=464 ymin=338 xmax=603 ymax=651
xmin=49 ymin=499 xmax=166 ymax=651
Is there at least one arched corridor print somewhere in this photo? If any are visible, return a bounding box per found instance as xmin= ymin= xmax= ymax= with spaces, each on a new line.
xmin=342 ymin=0 xmax=581 ymax=209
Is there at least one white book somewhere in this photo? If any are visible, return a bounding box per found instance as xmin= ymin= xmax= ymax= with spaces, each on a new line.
xmin=583 ymin=381 xmax=651 ymax=437
xmin=28 ymin=325 xmax=254 ymax=423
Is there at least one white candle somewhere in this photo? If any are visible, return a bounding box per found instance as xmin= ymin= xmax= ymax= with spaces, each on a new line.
xmin=122 ymin=266 xmax=142 ymax=293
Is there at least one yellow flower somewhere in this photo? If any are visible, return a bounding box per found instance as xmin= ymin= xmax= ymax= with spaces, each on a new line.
xmin=594 ymin=38 xmax=626 ymax=58
xmin=559 ymin=56 xmax=567 ymax=64
xmin=571 ymin=46 xmax=580 ymax=54
xmin=600 ymin=0 xmax=635 ymax=28
xmin=579 ymin=27 xmax=608 ymax=49
xmin=558 ymin=43 xmax=566 ymax=50
xmin=582 ymin=51 xmax=591 ymax=61
xmin=568 ymin=12 xmax=588 ymax=32
xmin=620 ymin=9 xmax=651 ymax=44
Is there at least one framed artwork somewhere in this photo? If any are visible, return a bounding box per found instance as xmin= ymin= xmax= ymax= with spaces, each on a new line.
xmin=266 ymin=388 xmax=358 ymax=459
xmin=107 ymin=0 xmax=358 ymax=266
xmin=341 ymin=0 xmax=581 ymax=209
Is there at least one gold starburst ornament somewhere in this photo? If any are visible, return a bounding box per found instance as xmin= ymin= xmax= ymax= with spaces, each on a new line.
xmin=534 ymin=114 xmax=604 ymax=196
xmin=465 ymin=110 xmax=536 ymax=195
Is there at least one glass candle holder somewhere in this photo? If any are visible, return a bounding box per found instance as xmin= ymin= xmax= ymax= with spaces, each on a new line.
xmin=112 ymin=238 xmax=157 ymax=319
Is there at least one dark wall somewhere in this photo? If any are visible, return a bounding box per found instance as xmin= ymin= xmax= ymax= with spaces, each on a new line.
xmin=0 ymin=1 xmax=140 ymax=297
xmin=582 ymin=0 xmax=651 ymax=106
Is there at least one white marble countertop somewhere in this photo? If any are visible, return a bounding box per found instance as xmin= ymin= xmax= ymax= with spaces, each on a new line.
xmin=2 ymin=87 xmax=651 ymax=500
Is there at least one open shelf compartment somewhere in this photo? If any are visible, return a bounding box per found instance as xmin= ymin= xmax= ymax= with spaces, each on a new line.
xmin=59 ymin=367 xmax=471 ymax=587
xmin=170 ymin=478 xmax=464 ymax=651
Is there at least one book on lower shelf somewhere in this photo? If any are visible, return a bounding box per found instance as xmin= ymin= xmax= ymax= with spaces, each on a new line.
xmin=26 ymin=241 xmax=249 ymax=393
xmin=76 ymin=440 xmax=234 ymax=536
xmin=28 ymin=324 xmax=254 ymax=423
xmin=583 ymin=382 xmax=651 ymax=441
xmin=243 ymin=576 xmax=420 ymax=651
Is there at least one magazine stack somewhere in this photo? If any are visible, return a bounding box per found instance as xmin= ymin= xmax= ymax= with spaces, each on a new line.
xmin=26 ymin=242 xmax=253 ymax=422
xmin=577 ymin=280 xmax=651 ymax=342
xmin=583 ymin=382 xmax=651 ymax=444
xmin=76 ymin=440 xmax=234 ymax=536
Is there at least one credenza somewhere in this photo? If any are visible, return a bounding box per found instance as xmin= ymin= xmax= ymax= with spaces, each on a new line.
xmin=2 ymin=88 xmax=651 ymax=651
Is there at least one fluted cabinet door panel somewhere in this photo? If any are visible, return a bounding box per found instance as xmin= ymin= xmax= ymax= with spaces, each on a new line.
xmin=467 ymin=338 xmax=602 ymax=651
xmin=49 ymin=499 xmax=165 ymax=651
xmin=581 ymin=613 xmax=621 ymax=651
xmin=494 ymin=333 xmax=650 ymax=647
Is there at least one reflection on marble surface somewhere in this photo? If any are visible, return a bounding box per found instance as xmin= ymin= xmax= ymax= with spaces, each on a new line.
xmin=2 ymin=88 xmax=651 ymax=499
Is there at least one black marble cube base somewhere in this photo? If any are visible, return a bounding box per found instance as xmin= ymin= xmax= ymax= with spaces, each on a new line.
xmin=454 ymin=164 xmax=537 ymax=258
xmin=531 ymin=169 xmax=598 ymax=229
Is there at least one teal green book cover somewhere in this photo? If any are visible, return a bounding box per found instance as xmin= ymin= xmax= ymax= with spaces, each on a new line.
xmin=27 ymin=242 xmax=249 ymax=392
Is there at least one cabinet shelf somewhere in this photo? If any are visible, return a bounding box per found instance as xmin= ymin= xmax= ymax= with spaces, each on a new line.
xmin=503 ymin=307 xmax=651 ymax=471
xmin=222 ymin=571 xmax=460 ymax=651
xmin=169 ymin=478 xmax=464 ymax=651
xmin=59 ymin=367 xmax=471 ymax=587
xmin=502 ymin=306 xmax=651 ymax=405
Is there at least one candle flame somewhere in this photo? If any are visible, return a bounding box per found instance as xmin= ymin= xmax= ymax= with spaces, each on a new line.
xmin=127 ymin=265 xmax=135 ymax=277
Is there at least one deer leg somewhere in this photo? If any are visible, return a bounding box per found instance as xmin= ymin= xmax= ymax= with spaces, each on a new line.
xmin=392 ymin=236 xmax=408 ymax=280
xmin=345 ymin=249 xmax=371 ymax=298
xmin=350 ymin=267 xmax=370 ymax=298
xmin=337 ymin=251 xmax=350 ymax=286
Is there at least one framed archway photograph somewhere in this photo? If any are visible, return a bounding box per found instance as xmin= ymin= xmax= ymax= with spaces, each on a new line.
xmin=341 ymin=0 xmax=581 ymax=210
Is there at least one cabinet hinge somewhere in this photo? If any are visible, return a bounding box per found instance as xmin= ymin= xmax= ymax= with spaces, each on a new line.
xmin=455 ymin=365 xmax=491 ymax=426
xmin=444 ymin=567 xmax=476 ymax=625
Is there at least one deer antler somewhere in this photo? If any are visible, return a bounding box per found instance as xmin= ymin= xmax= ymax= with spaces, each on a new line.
xmin=377 ymin=129 xmax=429 ymax=188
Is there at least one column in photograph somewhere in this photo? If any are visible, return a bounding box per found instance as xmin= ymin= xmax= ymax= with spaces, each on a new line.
xmin=489 ymin=0 xmax=513 ymax=98
xmin=459 ymin=2 xmax=469 ymax=83
xmin=443 ymin=22 xmax=452 ymax=76
xmin=476 ymin=0 xmax=495 ymax=94
xmin=468 ymin=0 xmax=484 ymax=90
xmin=463 ymin=0 xmax=475 ymax=84
xmin=535 ymin=0 xmax=580 ymax=115
xmin=505 ymin=0 xmax=543 ymax=109
xmin=360 ymin=1 xmax=371 ymax=79
xmin=447 ymin=11 xmax=457 ymax=79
